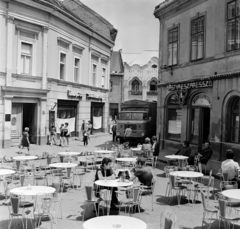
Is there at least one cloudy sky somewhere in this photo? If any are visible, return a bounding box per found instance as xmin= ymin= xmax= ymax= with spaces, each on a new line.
xmin=80 ymin=0 xmax=164 ymax=53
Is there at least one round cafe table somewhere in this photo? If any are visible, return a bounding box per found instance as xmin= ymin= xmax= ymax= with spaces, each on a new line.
xmin=58 ymin=152 xmax=80 ymax=156
xmin=0 ymin=169 xmax=16 ymax=176
xmin=95 ymin=179 xmax=133 ymax=188
xmin=222 ymin=189 xmax=240 ymax=200
xmin=165 ymin=155 xmax=188 ymax=167
xmin=116 ymin=158 xmax=137 ymax=163
xmin=83 ymin=215 xmax=147 ymax=229
xmin=10 ymin=185 xmax=55 ymax=196
xmin=130 ymin=147 xmax=142 ymax=157
xmin=49 ymin=163 xmax=78 ymax=168
xmin=94 ymin=150 xmax=115 ymax=154
xmin=13 ymin=156 xmax=38 ymax=161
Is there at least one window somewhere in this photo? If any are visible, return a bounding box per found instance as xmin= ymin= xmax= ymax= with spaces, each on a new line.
xmin=102 ymin=68 xmax=106 ymax=88
xmin=132 ymin=79 xmax=140 ymax=91
xmin=227 ymin=0 xmax=240 ymax=51
xmin=191 ymin=16 xmax=204 ymax=61
xmin=74 ymin=58 xmax=80 ymax=83
xmin=92 ymin=64 xmax=97 ymax=87
xmin=20 ymin=42 xmax=32 ymax=74
xmin=110 ymin=80 xmax=113 ymax=92
xmin=149 ymin=80 xmax=157 ymax=91
xmin=59 ymin=52 xmax=66 ymax=80
xmin=168 ymin=27 xmax=178 ymax=66
xmin=230 ymin=97 xmax=240 ymax=142
xmin=167 ymin=95 xmax=182 ymax=140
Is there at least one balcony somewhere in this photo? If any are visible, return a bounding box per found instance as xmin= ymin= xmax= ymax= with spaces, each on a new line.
xmin=147 ymin=90 xmax=157 ymax=95
xmin=128 ymin=90 xmax=143 ymax=95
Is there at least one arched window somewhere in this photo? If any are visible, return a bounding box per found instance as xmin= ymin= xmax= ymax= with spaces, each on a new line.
xmin=149 ymin=80 xmax=157 ymax=91
xmin=132 ymin=79 xmax=139 ymax=92
xmin=230 ymin=96 xmax=240 ymax=142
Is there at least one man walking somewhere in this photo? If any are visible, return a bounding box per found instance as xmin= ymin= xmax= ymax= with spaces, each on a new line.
xmin=81 ymin=120 xmax=86 ymax=141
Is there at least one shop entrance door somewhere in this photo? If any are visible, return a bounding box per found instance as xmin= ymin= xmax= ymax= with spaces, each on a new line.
xmin=190 ymin=107 xmax=210 ymax=150
xmin=11 ymin=103 xmax=23 ymax=146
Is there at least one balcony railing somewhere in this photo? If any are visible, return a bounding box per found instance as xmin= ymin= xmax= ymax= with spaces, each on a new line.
xmin=128 ymin=90 xmax=143 ymax=95
xmin=147 ymin=90 xmax=157 ymax=95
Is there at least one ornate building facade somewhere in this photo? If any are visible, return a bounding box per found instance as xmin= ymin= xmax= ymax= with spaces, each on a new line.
xmin=0 ymin=0 xmax=117 ymax=148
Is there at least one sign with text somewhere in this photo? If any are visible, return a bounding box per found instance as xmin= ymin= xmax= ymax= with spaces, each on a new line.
xmin=167 ymin=79 xmax=213 ymax=91
xmin=67 ymin=90 xmax=82 ymax=98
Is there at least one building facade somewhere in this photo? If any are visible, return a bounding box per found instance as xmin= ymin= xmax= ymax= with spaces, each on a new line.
xmin=0 ymin=0 xmax=117 ymax=148
xmin=154 ymin=0 xmax=240 ymax=171
xmin=122 ymin=51 xmax=159 ymax=103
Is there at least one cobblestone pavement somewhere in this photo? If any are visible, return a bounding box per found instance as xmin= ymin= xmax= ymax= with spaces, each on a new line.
xmin=0 ymin=134 xmax=236 ymax=229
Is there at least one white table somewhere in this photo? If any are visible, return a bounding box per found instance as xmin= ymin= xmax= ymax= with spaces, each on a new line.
xmin=94 ymin=150 xmax=115 ymax=154
xmin=165 ymin=155 xmax=188 ymax=167
xmin=83 ymin=215 xmax=147 ymax=229
xmin=116 ymin=158 xmax=137 ymax=162
xmin=222 ymin=189 xmax=240 ymax=200
xmin=13 ymin=156 xmax=38 ymax=161
xmin=0 ymin=169 xmax=16 ymax=176
xmin=10 ymin=185 xmax=55 ymax=196
xmin=58 ymin=152 xmax=80 ymax=156
xmin=130 ymin=147 xmax=142 ymax=156
xmin=49 ymin=163 xmax=78 ymax=168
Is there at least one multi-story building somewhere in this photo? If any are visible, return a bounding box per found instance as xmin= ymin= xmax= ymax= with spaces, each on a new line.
xmin=0 ymin=0 xmax=117 ymax=148
xmin=122 ymin=50 xmax=159 ymax=102
xmin=154 ymin=0 xmax=240 ymax=171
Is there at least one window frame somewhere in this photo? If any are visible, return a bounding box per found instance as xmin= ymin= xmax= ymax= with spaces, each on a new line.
xmin=59 ymin=51 xmax=67 ymax=80
xmin=92 ymin=63 xmax=97 ymax=87
xmin=20 ymin=41 xmax=33 ymax=75
xmin=226 ymin=0 xmax=240 ymax=51
xmin=229 ymin=96 xmax=240 ymax=143
xmin=149 ymin=79 xmax=157 ymax=91
xmin=73 ymin=56 xmax=80 ymax=83
xmin=190 ymin=15 xmax=205 ymax=62
xmin=131 ymin=79 xmax=140 ymax=92
xmin=101 ymin=67 xmax=106 ymax=88
xmin=167 ymin=26 xmax=179 ymax=66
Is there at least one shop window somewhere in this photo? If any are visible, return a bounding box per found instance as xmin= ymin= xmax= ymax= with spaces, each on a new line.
xmin=20 ymin=42 xmax=32 ymax=74
xmin=110 ymin=80 xmax=113 ymax=92
xmin=74 ymin=57 xmax=80 ymax=83
xmin=227 ymin=0 xmax=240 ymax=51
xmin=92 ymin=64 xmax=97 ymax=87
xmin=230 ymin=96 xmax=240 ymax=142
xmin=191 ymin=16 xmax=204 ymax=61
xmin=59 ymin=52 xmax=66 ymax=80
xmin=149 ymin=80 xmax=157 ymax=91
xmin=167 ymin=95 xmax=182 ymax=140
xmin=168 ymin=27 xmax=178 ymax=66
xmin=102 ymin=67 xmax=106 ymax=88
xmin=132 ymin=79 xmax=140 ymax=91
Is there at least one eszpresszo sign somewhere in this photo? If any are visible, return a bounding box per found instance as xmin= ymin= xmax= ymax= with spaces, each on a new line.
xmin=67 ymin=90 xmax=82 ymax=98
xmin=167 ymin=80 xmax=213 ymax=91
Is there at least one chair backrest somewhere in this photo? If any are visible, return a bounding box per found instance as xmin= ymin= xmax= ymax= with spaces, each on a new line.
xmin=16 ymin=161 xmax=20 ymax=170
xmin=10 ymin=194 xmax=21 ymax=214
xmin=85 ymin=185 xmax=94 ymax=201
xmin=132 ymin=187 xmax=141 ymax=202
xmin=66 ymin=168 xmax=71 ymax=178
xmin=218 ymin=199 xmax=227 ymax=218
xmin=169 ymin=175 xmax=177 ymax=189
xmin=200 ymin=191 xmax=207 ymax=209
xmin=52 ymin=182 xmax=61 ymax=193
xmin=222 ymin=172 xmax=229 ymax=181
xmin=220 ymin=181 xmax=238 ymax=191
xmin=160 ymin=211 xmax=177 ymax=229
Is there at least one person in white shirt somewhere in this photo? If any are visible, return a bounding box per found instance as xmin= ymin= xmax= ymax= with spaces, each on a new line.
xmin=221 ymin=149 xmax=240 ymax=181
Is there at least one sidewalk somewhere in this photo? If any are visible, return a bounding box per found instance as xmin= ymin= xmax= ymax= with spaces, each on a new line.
xmin=0 ymin=133 xmax=113 ymax=159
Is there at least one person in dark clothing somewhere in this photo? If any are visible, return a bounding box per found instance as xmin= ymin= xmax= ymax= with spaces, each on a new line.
xmin=130 ymin=157 xmax=153 ymax=186
xmin=175 ymin=141 xmax=191 ymax=157
xmin=196 ymin=141 xmax=213 ymax=173
xmin=94 ymin=158 xmax=119 ymax=209
xmin=112 ymin=121 xmax=117 ymax=142
xmin=152 ymin=135 xmax=160 ymax=167
xmin=83 ymin=130 xmax=88 ymax=146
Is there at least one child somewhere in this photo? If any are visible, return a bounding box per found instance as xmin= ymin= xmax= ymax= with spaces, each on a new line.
xmin=83 ymin=130 xmax=88 ymax=146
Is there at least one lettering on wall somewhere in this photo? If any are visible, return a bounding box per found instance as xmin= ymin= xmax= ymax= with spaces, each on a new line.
xmin=67 ymin=90 xmax=82 ymax=98
xmin=86 ymin=94 xmax=102 ymax=101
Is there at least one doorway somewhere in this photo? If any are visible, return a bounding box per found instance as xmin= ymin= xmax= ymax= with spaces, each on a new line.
xmin=190 ymin=107 xmax=210 ymax=150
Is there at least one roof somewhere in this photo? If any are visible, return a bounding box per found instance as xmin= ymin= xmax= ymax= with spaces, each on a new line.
xmin=33 ymin=0 xmax=117 ymax=42
xmin=122 ymin=50 xmax=158 ymax=67
xmin=110 ymin=50 xmax=124 ymax=74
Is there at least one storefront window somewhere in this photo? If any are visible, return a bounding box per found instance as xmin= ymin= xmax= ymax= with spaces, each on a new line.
xmin=167 ymin=108 xmax=182 ymax=140
xmin=231 ymin=97 xmax=240 ymax=142
xmin=190 ymin=108 xmax=200 ymax=144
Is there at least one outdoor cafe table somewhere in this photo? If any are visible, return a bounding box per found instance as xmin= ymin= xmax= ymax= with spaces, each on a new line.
xmin=116 ymin=158 xmax=137 ymax=163
xmin=49 ymin=162 xmax=78 ymax=168
xmin=165 ymin=155 xmax=188 ymax=167
xmin=10 ymin=185 xmax=55 ymax=196
xmin=0 ymin=169 xmax=16 ymax=176
xmin=13 ymin=156 xmax=38 ymax=161
xmin=170 ymin=171 xmax=203 ymax=204
xmin=222 ymin=189 xmax=240 ymax=200
xmin=94 ymin=150 xmax=115 ymax=154
xmin=58 ymin=152 xmax=80 ymax=162
xmin=83 ymin=215 xmax=147 ymax=229
xmin=130 ymin=147 xmax=142 ymax=157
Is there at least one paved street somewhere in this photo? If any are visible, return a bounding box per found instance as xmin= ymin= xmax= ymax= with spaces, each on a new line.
xmin=0 ymin=134 xmax=232 ymax=229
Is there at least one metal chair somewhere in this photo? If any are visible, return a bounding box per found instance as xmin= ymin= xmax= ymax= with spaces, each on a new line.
xmin=73 ymin=166 xmax=85 ymax=190
xmin=160 ymin=210 xmax=177 ymax=229
xmin=61 ymin=167 xmax=74 ymax=192
xmin=52 ymin=182 xmax=63 ymax=219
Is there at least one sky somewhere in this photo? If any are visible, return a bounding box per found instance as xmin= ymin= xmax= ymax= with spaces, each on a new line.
xmin=80 ymin=0 xmax=164 ymax=53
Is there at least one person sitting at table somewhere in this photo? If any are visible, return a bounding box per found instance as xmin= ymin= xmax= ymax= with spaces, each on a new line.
xmin=94 ymin=157 xmax=119 ymax=209
xmin=175 ymin=141 xmax=191 ymax=157
xmin=130 ymin=157 xmax=153 ymax=187
xmin=141 ymin=137 xmax=152 ymax=158
xmin=221 ymin=149 xmax=240 ymax=188
xmin=196 ymin=141 xmax=213 ymax=173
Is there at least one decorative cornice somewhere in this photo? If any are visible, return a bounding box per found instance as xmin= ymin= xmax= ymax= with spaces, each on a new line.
xmin=57 ymin=37 xmax=72 ymax=45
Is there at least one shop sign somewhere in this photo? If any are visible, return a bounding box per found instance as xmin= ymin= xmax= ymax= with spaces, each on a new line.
xmin=67 ymin=90 xmax=82 ymax=98
xmin=86 ymin=93 xmax=102 ymax=101
xmin=192 ymin=93 xmax=211 ymax=106
xmin=167 ymin=79 xmax=213 ymax=91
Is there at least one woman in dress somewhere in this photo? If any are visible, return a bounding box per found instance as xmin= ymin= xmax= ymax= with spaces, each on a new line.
xmin=18 ymin=127 xmax=30 ymax=154
xmin=152 ymin=135 xmax=160 ymax=167
xmin=63 ymin=122 xmax=70 ymax=147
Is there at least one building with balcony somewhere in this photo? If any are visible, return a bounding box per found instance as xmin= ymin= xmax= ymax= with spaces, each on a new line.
xmin=0 ymin=0 xmax=117 ymax=148
xmin=154 ymin=0 xmax=240 ymax=171
xmin=122 ymin=50 xmax=158 ymax=102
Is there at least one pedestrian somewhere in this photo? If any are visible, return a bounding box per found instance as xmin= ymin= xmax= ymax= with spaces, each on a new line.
xmin=112 ymin=121 xmax=117 ymax=142
xmin=83 ymin=129 xmax=88 ymax=146
xmin=87 ymin=120 xmax=92 ymax=141
xmin=59 ymin=123 xmax=64 ymax=146
xmin=152 ymin=135 xmax=160 ymax=167
xmin=141 ymin=137 xmax=152 ymax=158
xmin=63 ymin=122 xmax=70 ymax=147
xmin=49 ymin=124 xmax=57 ymax=146
xmin=18 ymin=127 xmax=30 ymax=154
xmin=81 ymin=120 xmax=86 ymax=141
